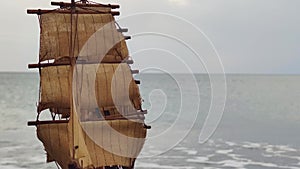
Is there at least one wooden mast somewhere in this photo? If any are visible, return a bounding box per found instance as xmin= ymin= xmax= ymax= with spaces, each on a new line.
xmin=69 ymin=0 xmax=77 ymax=166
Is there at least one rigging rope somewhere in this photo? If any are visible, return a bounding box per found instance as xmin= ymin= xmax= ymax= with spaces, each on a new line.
xmin=55 ymin=161 xmax=61 ymax=169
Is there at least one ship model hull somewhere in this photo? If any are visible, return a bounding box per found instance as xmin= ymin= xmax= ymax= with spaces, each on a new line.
xmin=27 ymin=1 xmax=150 ymax=169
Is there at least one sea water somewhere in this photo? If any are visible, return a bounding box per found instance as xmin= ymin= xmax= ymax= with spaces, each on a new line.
xmin=0 ymin=73 xmax=299 ymax=169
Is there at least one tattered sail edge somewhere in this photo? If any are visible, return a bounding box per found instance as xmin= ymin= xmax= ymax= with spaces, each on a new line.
xmin=28 ymin=1 xmax=149 ymax=169
xmin=37 ymin=8 xmax=128 ymax=63
xmin=38 ymin=64 xmax=141 ymax=112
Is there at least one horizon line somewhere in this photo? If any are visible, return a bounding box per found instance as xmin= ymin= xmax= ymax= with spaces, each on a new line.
xmin=0 ymin=71 xmax=299 ymax=76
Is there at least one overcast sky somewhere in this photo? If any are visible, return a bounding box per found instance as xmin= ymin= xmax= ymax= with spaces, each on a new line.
xmin=1 ymin=0 xmax=299 ymax=74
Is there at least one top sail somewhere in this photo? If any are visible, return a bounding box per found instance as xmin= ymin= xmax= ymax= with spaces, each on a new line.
xmin=38 ymin=6 xmax=128 ymax=63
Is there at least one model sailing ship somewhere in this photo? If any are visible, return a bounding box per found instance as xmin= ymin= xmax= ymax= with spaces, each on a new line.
xmin=27 ymin=1 xmax=150 ymax=169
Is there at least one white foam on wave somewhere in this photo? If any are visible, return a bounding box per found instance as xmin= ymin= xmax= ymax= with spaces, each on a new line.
xmin=182 ymin=149 xmax=198 ymax=155
xmin=275 ymin=145 xmax=298 ymax=152
xmin=216 ymin=149 xmax=233 ymax=154
xmin=219 ymin=160 xmax=248 ymax=168
xmin=135 ymin=162 xmax=195 ymax=169
xmin=265 ymin=145 xmax=288 ymax=154
xmin=216 ymin=159 xmax=292 ymax=169
xmin=0 ymin=164 xmax=24 ymax=169
xmin=173 ymin=146 xmax=198 ymax=155
xmin=156 ymin=155 xmax=186 ymax=159
xmin=27 ymin=155 xmax=47 ymax=164
xmin=207 ymin=140 xmax=215 ymax=146
xmin=217 ymin=154 xmax=300 ymax=169
xmin=186 ymin=156 xmax=209 ymax=163
xmin=183 ymin=139 xmax=300 ymax=168
xmin=221 ymin=139 xmax=300 ymax=158
xmin=227 ymin=153 xmax=243 ymax=160
xmin=173 ymin=147 xmax=188 ymax=151
xmin=225 ymin=141 xmax=237 ymax=146
xmin=0 ymin=158 xmax=26 ymax=169
xmin=0 ymin=158 xmax=17 ymax=165
xmin=186 ymin=142 xmax=300 ymax=169
xmin=142 ymin=149 xmax=164 ymax=156
xmin=248 ymin=161 xmax=277 ymax=167
xmin=263 ymin=152 xmax=300 ymax=165
xmin=251 ymin=163 xmax=300 ymax=169
xmin=242 ymin=142 xmax=262 ymax=149
xmin=0 ymin=145 xmax=22 ymax=152
xmin=186 ymin=155 xmax=219 ymax=166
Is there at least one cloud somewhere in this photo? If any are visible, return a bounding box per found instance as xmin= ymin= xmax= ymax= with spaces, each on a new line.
xmin=1 ymin=0 xmax=300 ymax=73
xmin=168 ymin=0 xmax=189 ymax=6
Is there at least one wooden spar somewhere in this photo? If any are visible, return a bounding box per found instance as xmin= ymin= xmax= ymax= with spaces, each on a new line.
xmin=135 ymin=80 xmax=141 ymax=85
xmin=51 ymin=1 xmax=120 ymax=9
xmin=131 ymin=70 xmax=139 ymax=74
xmin=144 ymin=124 xmax=152 ymax=129
xmin=104 ymin=115 xmax=145 ymax=121
xmin=105 ymin=110 xmax=148 ymax=119
xmin=27 ymin=9 xmax=120 ymax=16
xmin=117 ymin=28 xmax=128 ymax=33
xmin=27 ymin=113 xmax=146 ymax=126
xmin=120 ymin=59 xmax=134 ymax=64
xmin=124 ymin=36 xmax=131 ymax=40
xmin=28 ymin=120 xmax=69 ymax=126
xmin=28 ymin=60 xmax=134 ymax=69
xmin=28 ymin=62 xmax=70 ymax=69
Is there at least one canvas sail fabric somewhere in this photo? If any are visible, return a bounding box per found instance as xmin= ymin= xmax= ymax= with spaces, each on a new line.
xmin=39 ymin=8 xmax=128 ymax=63
xmin=68 ymin=107 xmax=146 ymax=168
xmin=81 ymin=120 xmax=147 ymax=167
xmin=35 ymin=4 xmax=147 ymax=169
xmin=39 ymin=65 xmax=71 ymax=112
xmin=37 ymin=123 xmax=72 ymax=169
xmin=68 ymin=108 xmax=93 ymax=169
xmin=36 ymin=120 xmax=146 ymax=168
xmin=39 ymin=63 xmax=142 ymax=114
xmin=74 ymin=63 xmax=142 ymax=112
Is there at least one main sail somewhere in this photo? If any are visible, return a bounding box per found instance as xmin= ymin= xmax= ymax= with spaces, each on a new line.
xmin=27 ymin=1 xmax=149 ymax=169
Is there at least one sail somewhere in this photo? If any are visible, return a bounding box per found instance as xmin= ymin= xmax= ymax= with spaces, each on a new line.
xmin=29 ymin=2 xmax=148 ymax=169
xmin=39 ymin=8 xmax=128 ymax=63
xmin=39 ymin=66 xmax=71 ymax=112
xmin=37 ymin=112 xmax=146 ymax=169
xmin=37 ymin=123 xmax=72 ymax=169
xmin=81 ymin=120 xmax=146 ymax=167
xmin=39 ymin=63 xmax=142 ymax=113
xmin=68 ymin=108 xmax=93 ymax=168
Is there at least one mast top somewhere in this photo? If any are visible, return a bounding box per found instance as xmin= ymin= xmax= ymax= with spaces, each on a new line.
xmin=50 ymin=1 xmax=120 ymax=9
xmin=27 ymin=1 xmax=120 ymax=15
